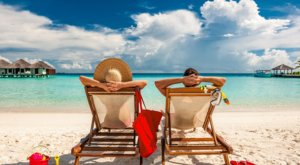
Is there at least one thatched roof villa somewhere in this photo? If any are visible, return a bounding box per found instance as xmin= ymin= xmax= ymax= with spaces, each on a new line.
xmin=28 ymin=61 xmax=56 ymax=75
xmin=0 ymin=59 xmax=11 ymax=69
xmin=0 ymin=59 xmax=55 ymax=78
xmin=271 ymin=64 xmax=294 ymax=74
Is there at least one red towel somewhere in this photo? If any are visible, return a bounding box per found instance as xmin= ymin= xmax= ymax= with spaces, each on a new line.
xmin=133 ymin=88 xmax=162 ymax=158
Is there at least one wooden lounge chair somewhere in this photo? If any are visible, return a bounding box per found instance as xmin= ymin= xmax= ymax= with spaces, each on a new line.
xmin=161 ymin=87 xmax=233 ymax=165
xmin=71 ymin=86 xmax=142 ymax=165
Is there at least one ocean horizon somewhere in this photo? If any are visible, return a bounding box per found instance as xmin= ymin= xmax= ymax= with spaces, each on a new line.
xmin=0 ymin=73 xmax=299 ymax=112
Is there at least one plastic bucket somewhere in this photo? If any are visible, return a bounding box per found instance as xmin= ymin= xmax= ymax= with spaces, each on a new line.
xmin=29 ymin=156 xmax=50 ymax=165
xmin=27 ymin=146 xmax=51 ymax=165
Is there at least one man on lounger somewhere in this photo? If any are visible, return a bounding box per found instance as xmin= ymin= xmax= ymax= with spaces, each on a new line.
xmin=155 ymin=68 xmax=226 ymax=96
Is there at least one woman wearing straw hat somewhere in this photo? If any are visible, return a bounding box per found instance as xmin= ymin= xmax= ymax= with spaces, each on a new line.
xmin=79 ymin=58 xmax=147 ymax=128
xmin=79 ymin=58 xmax=147 ymax=92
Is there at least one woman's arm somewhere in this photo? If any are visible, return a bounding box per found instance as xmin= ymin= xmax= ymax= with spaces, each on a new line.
xmin=108 ymin=80 xmax=148 ymax=91
xmin=79 ymin=76 xmax=112 ymax=92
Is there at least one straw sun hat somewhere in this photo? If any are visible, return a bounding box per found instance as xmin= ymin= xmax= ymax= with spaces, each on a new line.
xmin=94 ymin=58 xmax=132 ymax=83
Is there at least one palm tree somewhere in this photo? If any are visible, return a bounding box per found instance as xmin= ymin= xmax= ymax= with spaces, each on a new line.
xmin=296 ymin=59 xmax=300 ymax=69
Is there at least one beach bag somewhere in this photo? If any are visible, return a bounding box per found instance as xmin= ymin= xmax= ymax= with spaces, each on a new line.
xmin=133 ymin=88 xmax=163 ymax=158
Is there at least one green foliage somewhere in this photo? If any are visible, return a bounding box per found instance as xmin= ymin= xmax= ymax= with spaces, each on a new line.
xmin=287 ymin=72 xmax=290 ymax=75
xmin=296 ymin=59 xmax=300 ymax=69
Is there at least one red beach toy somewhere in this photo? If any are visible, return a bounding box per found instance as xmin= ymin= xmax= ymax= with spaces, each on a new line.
xmin=27 ymin=146 xmax=51 ymax=165
xmin=28 ymin=153 xmax=50 ymax=165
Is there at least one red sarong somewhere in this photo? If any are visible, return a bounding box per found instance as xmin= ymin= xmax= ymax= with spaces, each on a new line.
xmin=133 ymin=88 xmax=162 ymax=158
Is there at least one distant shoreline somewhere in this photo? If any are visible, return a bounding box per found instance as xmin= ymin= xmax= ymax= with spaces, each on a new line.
xmin=56 ymin=73 xmax=256 ymax=75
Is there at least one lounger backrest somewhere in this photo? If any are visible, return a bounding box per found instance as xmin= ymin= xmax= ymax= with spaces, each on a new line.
xmin=85 ymin=87 xmax=136 ymax=129
xmin=167 ymin=87 xmax=217 ymax=130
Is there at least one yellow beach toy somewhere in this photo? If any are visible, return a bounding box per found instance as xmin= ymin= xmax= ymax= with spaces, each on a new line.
xmin=54 ymin=155 xmax=60 ymax=165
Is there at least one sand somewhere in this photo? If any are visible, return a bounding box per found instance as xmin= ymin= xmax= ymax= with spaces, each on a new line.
xmin=0 ymin=107 xmax=300 ymax=165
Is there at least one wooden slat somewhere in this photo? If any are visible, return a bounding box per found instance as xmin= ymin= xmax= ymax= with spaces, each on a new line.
xmin=90 ymin=142 xmax=134 ymax=146
xmin=82 ymin=147 xmax=136 ymax=151
xmin=171 ymin=138 xmax=214 ymax=141
xmin=169 ymin=93 xmax=212 ymax=97
xmin=90 ymin=93 xmax=134 ymax=95
xmin=102 ymin=127 xmax=134 ymax=130
xmin=85 ymin=87 xmax=101 ymax=130
xmin=165 ymin=88 xmax=171 ymax=146
xmin=168 ymin=151 xmax=227 ymax=155
xmin=92 ymin=138 xmax=134 ymax=142
xmin=169 ymin=145 xmax=223 ymax=150
xmin=169 ymin=87 xmax=215 ymax=93
xmin=209 ymin=115 xmax=219 ymax=145
xmin=71 ymin=128 xmax=97 ymax=155
xmin=95 ymin=132 xmax=134 ymax=136
xmin=87 ymin=86 xmax=135 ymax=92
xmin=203 ymin=105 xmax=214 ymax=131
xmin=76 ymin=153 xmax=137 ymax=157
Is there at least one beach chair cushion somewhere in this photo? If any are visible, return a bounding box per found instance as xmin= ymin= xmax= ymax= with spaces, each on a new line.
xmin=92 ymin=95 xmax=135 ymax=128
xmin=170 ymin=95 xmax=214 ymax=130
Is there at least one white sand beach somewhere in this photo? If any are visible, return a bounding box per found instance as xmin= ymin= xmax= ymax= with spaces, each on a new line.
xmin=0 ymin=107 xmax=299 ymax=165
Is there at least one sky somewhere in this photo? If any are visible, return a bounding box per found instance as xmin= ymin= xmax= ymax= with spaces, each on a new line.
xmin=0 ymin=0 xmax=300 ymax=73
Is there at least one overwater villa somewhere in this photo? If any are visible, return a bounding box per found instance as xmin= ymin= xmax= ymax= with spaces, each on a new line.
xmin=253 ymin=64 xmax=298 ymax=78
xmin=271 ymin=64 xmax=299 ymax=78
xmin=271 ymin=64 xmax=294 ymax=75
xmin=0 ymin=59 xmax=55 ymax=78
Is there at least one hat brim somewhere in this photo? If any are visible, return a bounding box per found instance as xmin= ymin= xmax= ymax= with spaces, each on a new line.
xmin=94 ymin=58 xmax=132 ymax=83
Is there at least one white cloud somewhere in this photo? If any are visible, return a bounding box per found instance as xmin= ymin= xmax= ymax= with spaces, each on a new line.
xmin=289 ymin=51 xmax=300 ymax=57
xmin=242 ymin=49 xmax=294 ymax=69
xmin=0 ymin=55 xmax=11 ymax=63
xmin=201 ymin=0 xmax=290 ymax=35
xmin=139 ymin=2 xmax=155 ymax=10
xmin=60 ymin=62 xmax=92 ymax=70
xmin=223 ymin=33 xmax=234 ymax=37
xmin=0 ymin=3 xmax=126 ymax=52
xmin=23 ymin=57 xmax=42 ymax=64
xmin=22 ymin=57 xmax=55 ymax=68
xmin=44 ymin=61 xmax=55 ymax=69
xmin=126 ymin=10 xmax=202 ymax=41
xmin=0 ymin=1 xmax=300 ymax=73
xmin=272 ymin=3 xmax=300 ymax=15
xmin=188 ymin=4 xmax=194 ymax=9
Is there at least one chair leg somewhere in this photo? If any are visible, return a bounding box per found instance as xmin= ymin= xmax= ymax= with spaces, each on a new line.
xmin=223 ymin=154 xmax=230 ymax=165
xmin=133 ymin=130 xmax=136 ymax=146
xmin=161 ymin=137 xmax=165 ymax=165
xmin=140 ymin=155 xmax=143 ymax=165
xmin=74 ymin=156 xmax=80 ymax=165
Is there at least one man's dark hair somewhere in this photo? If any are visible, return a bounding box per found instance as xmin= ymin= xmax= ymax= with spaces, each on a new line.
xmin=183 ymin=68 xmax=199 ymax=76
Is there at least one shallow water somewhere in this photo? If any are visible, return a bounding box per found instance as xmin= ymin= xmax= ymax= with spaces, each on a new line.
xmin=0 ymin=73 xmax=299 ymax=111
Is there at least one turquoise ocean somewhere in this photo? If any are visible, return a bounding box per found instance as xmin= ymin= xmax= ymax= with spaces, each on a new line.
xmin=0 ymin=73 xmax=299 ymax=112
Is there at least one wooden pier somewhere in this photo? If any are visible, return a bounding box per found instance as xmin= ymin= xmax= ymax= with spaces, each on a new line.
xmin=271 ymin=74 xmax=300 ymax=78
